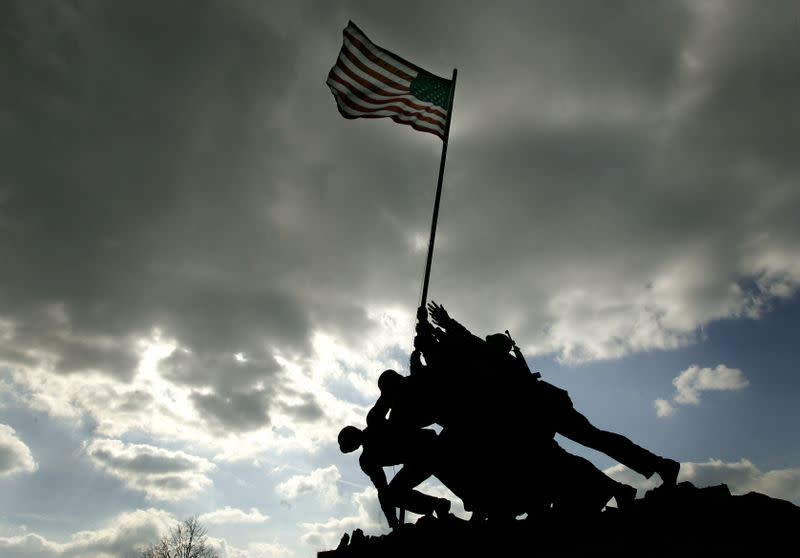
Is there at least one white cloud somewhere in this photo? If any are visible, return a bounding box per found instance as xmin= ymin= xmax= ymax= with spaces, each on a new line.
xmin=605 ymin=458 xmax=800 ymax=504
xmin=654 ymin=364 xmax=749 ymax=416
xmin=0 ymin=424 xmax=37 ymax=477
xmin=85 ymin=439 xmax=215 ymax=501
xmin=2 ymin=316 xmax=391 ymax=464
xmin=654 ymin=398 xmax=676 ymax=417
xmin=0 ymin=533 xmax=62 ymax=557
xmin=0 ymin=508 xmax=293 ymax=558
xmin=527 ymin=260 xmax=774 ymax=364
xmin=0 ymin=508 xmax=176 ymax=558
xmin=299 ymin=487 xmax=383 ymax=550
xmin=276 ymin=465 xmax=342 ymax=507
xmin=673 ymin=364 xmax=750 ymax=405
xmin=199 ymin=506 xmax=269 ymax=525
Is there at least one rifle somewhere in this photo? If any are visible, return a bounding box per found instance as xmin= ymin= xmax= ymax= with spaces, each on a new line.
xmin=505 ymin=329 xmax=540 ymax=378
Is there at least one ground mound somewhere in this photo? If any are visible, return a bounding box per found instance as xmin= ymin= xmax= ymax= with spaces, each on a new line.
xmin=319 ymin=482 xmax=800 ymax=557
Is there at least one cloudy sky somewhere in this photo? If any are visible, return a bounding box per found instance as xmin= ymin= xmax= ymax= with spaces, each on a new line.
xmin=1 ymin=1 xmax=799 ymax=556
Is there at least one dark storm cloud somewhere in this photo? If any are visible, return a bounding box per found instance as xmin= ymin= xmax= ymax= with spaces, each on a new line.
xmin=1 ymin=0 xmax=798 ymax=426
xmin=0 ymin=303 xmax=140 ymax=380
xmin=262 ymin=0 xmax=700 ymax=316
xmin=348 ymin=0 xmax=800 ymax=357
xmin=191 ymin=388 xmax=274 ymax=433
xmin=278 ymin=392 xmax=325 ymax=423
xmin=85 ymin=438 xmax=213 ymax=499
xmin=160 ymin=349 xmax=318 ymax=432
xmin=149 ymin=475 xmax=197 ymax=491
xmin=159 ymin=350 xmax=282 ymax=390
xmin=88 ymin=445 xmax=197 ymax=475
xmin=1 ymin=2 xmax=799 ymax=553
xmin=0 ymin=0 xmax=327 ymax=401
xmin=161 ymin=350 xmax=324 ymax=431
xmin=670 ymin=2 xmax=800 ymax=167
xmin=186 ymin=379 xmax=325 ymax=432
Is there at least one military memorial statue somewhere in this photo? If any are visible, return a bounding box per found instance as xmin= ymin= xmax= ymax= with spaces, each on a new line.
xmin=321 ymin=20 xmax=800 ymax=558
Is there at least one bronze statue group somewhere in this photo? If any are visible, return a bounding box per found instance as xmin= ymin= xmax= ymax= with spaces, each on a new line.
xmin=338 ymin=302 xmax=680 ymax=527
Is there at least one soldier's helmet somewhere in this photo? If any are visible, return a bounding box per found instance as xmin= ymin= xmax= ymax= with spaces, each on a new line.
xmin=377 ymin=369 xmax=404 ymax=393
xmin=338 ymin=425 xmax=362 ymax=453
xmin=485 ymin=333 xmax=513 ymax=354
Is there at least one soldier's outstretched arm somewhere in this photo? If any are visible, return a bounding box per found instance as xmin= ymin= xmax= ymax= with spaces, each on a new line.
xmin=426 ymin=301 xmax=453 ymax=329
xmin=428 ymin=301 xmax=482 ymax=348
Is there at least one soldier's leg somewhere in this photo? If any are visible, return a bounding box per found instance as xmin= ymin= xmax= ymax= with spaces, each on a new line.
xmin=551 ymin=450 xmax=631 ymax=512
xmin=557 ymin=407 xmax=679 ymax=485
xmin=387 ymin=464 xmax=450 ymax=517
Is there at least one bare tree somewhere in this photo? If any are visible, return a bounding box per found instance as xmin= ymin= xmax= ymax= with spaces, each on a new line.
xmin=141 ymin=516 xmax=219 ymax=558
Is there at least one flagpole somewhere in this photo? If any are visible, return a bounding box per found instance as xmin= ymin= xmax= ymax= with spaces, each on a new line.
xmin=419 ymin=68 xmax=457 ymax=308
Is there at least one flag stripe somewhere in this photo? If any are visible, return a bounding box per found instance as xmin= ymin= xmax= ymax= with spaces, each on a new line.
xmin=327 ymin=80 xmax=446 ymax=128
xmin=334 ymin=94 xmax=443 ymax=132
xmin=327 ymin=84 xmax=446 ymax=129
xmin=327 ymin=70 xmax=447 ymax=123
xmin=342 ymin=35 xmax=410 ymax=89
xmin=335 ymin=51 xmax=408 ymax=96
xmin=343 ymin=30 xmax=415 ymax=83
xmin=328 ymin=63 xmax=447 ymax=118
xmin=326 ymin=21 xmax=452 ymax=140
xmin=340 ymin=43 xmax=410 ymax=92
xmin=328 ymin=81 xmax=447 ymax=130
xmin=345 ymin=23 xmax=420 ymax=77
xmin=333 ymin=96 xmax=444 ymax=137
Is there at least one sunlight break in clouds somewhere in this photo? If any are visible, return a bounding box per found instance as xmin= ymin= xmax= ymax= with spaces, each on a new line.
xmin=655 ymin=364 xmax=749 ymax=416
xmin=3 ymin=326 xmax=360 ymax=462
xmin=2 ymin=307 xmax=409 ymax=464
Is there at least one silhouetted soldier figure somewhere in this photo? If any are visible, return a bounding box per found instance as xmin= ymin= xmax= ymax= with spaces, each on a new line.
xmin=353 ymin=308 xmax=641 ymax=518
xmin=365 ymin=366 xmax=503 ymax=517
xmin=372 ymin=353 xmax=635 ymax=517
xmin=338 ymin=422 xmax=450 ymax=529
xmin=366 ymin=367 xmax=481 ymax=503
xmin=425 ymin=301 xmax=680 ymax=489
xmin=367 ymin=369 xmax=438 ymax=431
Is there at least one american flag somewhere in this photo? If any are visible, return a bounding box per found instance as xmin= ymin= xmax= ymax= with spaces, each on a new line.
xmin=326 ymin=21 xmax=453 ymax=140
